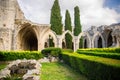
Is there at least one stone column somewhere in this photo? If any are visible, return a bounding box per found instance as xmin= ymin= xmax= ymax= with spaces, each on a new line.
xmin=74 ymin=36 xmax=79 ymax=51
xmin=56 ymin=35 xmax=62 ymax=48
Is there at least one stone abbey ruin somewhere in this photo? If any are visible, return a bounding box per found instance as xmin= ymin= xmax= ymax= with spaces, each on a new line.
xmin=0 ymin=0 xmax=120 ymax=51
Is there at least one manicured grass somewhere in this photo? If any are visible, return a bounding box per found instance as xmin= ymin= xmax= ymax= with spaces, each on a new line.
xmin=0 ymin=62 xmax=7 ymax=70
xmin=41 ymin=62 xmax=88 ymax=80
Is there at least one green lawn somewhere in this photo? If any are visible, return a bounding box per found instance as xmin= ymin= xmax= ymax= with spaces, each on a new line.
xmin=41 ymin=62 xmax=88 ymax=80
xmin=0 ymin=62 xmax=7 ymax=70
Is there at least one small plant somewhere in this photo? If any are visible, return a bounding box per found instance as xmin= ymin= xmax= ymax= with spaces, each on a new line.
xmin=3 ymin=75 xmax=22 ymax=80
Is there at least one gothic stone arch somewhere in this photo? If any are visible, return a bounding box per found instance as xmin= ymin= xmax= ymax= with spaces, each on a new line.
xmin=42 ymin=30 xmax=57 ymax=48
xmin=76 ymin=32 xmax=91 ymax=50
xmin=92 ymin=32 xmax=105 ymax=48
xmin=16 ymin=23 xmax=39 ymax=51
xmin=61 ymin=30 xmax=74 ymax=49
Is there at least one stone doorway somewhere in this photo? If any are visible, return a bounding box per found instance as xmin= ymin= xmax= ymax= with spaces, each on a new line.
xmin=84 ymin=39 xmax=87 ymax=48
xmin=107 ymin=31 xmax=113 ymax=47
xmin=18 ymin=27 xmax=38 ymax=51
xmin=98 ymin=37 xmax=102 ymax=48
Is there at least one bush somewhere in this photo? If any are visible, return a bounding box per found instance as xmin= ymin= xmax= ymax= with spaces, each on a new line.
xmin=77 ymin=50 xmax=120 ymax=60
xmin=62 ymin=49 xmax=74 ymax=53
xmin=41 ymin=47 xmax=62 ymax=57
xmin=0 ymin=51 xmax=43 ymax=61
xmin=61 ymin=52 xmax=120 ymax=80
xmin=78 ymin=48 xmax=120 ymax=53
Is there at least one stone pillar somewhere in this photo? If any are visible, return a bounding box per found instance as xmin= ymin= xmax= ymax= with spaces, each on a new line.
xmin=74 ymin=36 xmax=79 ymax=51
xmin=56 ymin=35 xmax=62 ymax=48
xmin=91 ymin=38 xmax=95 ymax=48
xmin=117 ymin=37 xmax=120 ymax=47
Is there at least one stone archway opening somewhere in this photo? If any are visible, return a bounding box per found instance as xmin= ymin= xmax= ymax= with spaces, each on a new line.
xmin=62 ymin=40 xmax=66 ymax=49
xmin=84 ymin=39 xmax=87 ymax=48
xmin=79 ymin=36 xmax=83 ymax=48
xmin=98 ymin=37 xmax=102 ymax=48
xmin=107 ymin=31 xmax=113 ymax=47
xmin=63 ymin=33 xmax=73 ymax=49
xmin=19 ymin=27 xmax=38 ymax=51
xmin=44 ymin=35 xmax=55 ymax=48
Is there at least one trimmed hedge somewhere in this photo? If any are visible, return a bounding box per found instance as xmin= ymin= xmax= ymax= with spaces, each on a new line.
xmin=77 ymin=50 xmax=120 ymax=60
xmin=0 ymin=51 xmax=43 ymax=61
xmin=61 ymin=52 xmax=120 ymax=80
xmin=41 ymin=47 xmax=62 ymax=57
xmin=62 ymin=49 xmax=74 ymax=53
xmin=78 ymin=48 xmax=120 ymax=53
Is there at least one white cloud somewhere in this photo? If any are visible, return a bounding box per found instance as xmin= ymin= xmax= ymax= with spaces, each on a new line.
xmin=17 ymin=0 xmax=120 ymax=30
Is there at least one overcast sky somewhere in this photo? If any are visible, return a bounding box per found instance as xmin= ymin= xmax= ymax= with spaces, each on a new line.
xmin=17 ymin=0 xmax=120 ymax=30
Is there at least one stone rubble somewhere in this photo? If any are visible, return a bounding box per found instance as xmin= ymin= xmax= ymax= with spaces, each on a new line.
xmin=0 ymin=57 xmax=58 ymax=80
xmin=0 ymin=59 xmax=41 ymax=80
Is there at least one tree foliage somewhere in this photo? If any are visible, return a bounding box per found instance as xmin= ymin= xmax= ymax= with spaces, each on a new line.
xmin=74 ymin=6 xmax=83 ymax=48
xmin=64 ymin=10 xmax=72 ymax=49
xmin=50 ymin=0 xmax=63 ymax=35
xmin=65 ymin=10 xmax=72 ymax=31
xmin=74 ymin=6 xmax=82 ymax=36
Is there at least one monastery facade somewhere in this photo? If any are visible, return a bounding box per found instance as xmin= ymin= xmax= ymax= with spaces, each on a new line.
xmin=0 ymin=0 xmax=120 ymax=51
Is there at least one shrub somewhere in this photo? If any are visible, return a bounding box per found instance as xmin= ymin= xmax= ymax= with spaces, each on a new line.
xmin=41 ymin=47 xmax=62 ymax=57
xmin=61 ymin=52 xmax=120 ymax=80
xmin=0 ymin=51 xmax=43 ymax=61
xmin=78 ymin=48 xmax=120 ymax=53
xmin=62 ymin=49 xmax=73 ymax=53
xmin=77 ymin=50 xmax=120 ymax=60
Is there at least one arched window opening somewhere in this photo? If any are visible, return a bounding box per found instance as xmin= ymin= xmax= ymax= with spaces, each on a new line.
xmin=44 ymin=35 xmax=55 ymax=48
xmin=107 ymin=32 xmax=113 ymax=47
xmin=65 ymin=33 xmax=73 ymax=49
xmin=79 ymin=37 xmax=83 ymax=48
xmin=84 ymin=39 xmax=87 ymax=48
xmin=62 ymin=41 xmax=66 ymax=49
xmin=44 ymin=42 xmax=48 ymax=48
xmin=98 ymin=37 xmax=102 ymax=48
xmin=20 ymin=28 xmax=38 ymax=51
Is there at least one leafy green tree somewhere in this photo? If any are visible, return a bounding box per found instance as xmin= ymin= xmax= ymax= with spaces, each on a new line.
xmin=50 ymin=0 xmax=63 ymax=35
xmin=74 ymin=6 xmax=82 ymax=36
xmin=64 ymin=10 xmax=72 ymax=49
xmin=74 ymin=6 xmax=83 ymax=48
xmin=65 ymin=10 xmax=72 ymax=31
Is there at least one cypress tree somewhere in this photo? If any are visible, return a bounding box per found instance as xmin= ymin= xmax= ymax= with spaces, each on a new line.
xmin=74 ymin=6 xmax=83 ymax=48
xmin=74 ymin=6 xmax=82 ymax=36
xmin=65 ymin=10 xmax=72 ymax=31
xmin=65 ymin=10 xmax=72 ymax=49
xmin=50 ymin=0 xmax=63 ymax=35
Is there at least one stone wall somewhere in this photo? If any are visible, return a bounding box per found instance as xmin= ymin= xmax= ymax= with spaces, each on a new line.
xmin=0 ymin=0 xmax=120 ymax=51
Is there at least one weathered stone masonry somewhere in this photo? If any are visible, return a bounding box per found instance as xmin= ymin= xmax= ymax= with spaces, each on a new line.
xmin=0 ymin=0 xmax=120 ymax=51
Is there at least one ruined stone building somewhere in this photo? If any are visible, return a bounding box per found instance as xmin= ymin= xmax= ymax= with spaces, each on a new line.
xmin=0 ymin=0 xmax=120 ymax=51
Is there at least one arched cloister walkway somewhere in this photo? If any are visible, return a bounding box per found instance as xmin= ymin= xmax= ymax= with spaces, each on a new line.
xmin=42 ymin=30 xmax=57 ymax=48
xmin=60 ymin=30 xmax=74 ymax=49
xmin=17 ymin=24 xmax=39 ymax=51
xmin=92 ymin=32 xmax=105 ymax=48
xmin=75 ymin=32 xmax=91 ymax=51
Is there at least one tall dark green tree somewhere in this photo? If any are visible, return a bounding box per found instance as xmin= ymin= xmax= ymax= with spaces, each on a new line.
xmin=65 ymin=10 xmax=72 ymax=31
xmin=65 ymin=10 xmax=72 ymax=49
xmin=74 ymin=6 xmax=82 ymax=36
xmin=74 ymin=6 xmax=83 ymax=48
xmin=50 ymin=0 xmax=63 ymax=35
